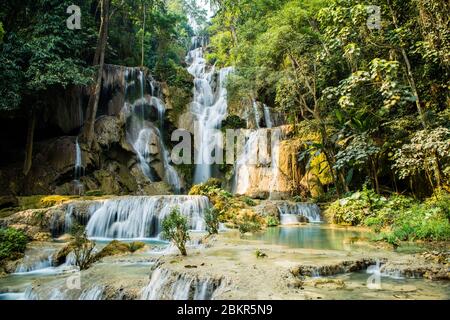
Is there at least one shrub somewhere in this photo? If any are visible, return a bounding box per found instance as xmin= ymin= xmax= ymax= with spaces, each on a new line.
xmin=327 ymin=188 xmax=450 ymax=242
xmin=71 ymin=224 xmax=96 ymax=270
xmin=266 ymin=216 xmax=280 ymax=227
xmin=204 ymin=207 xmax=221 ymax=235
xmin=235 ymin=209 xmax=264 ymax=235
xmin=0 ymin=228 xmax=28 ymax=261
xmin=161 ymin=207 xmax=190 ymax=256
xmin=241 ymin=196 xmax=256 ymax=206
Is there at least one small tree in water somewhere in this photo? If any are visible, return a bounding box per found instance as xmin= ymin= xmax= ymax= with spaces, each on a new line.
xmin=71 ymin=224 xmax=96 ymax=270
xmin=161 ymin=207 xmax=190 ymax=256
xmin=205 ymin=207 xmax=220 ymax=235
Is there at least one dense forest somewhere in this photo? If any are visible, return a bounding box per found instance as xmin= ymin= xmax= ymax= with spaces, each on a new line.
xmin=0 ymin=0 xmax=449 ymax=301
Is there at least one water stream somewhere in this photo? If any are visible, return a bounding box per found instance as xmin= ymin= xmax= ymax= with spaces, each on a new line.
xmin=186 ymin=36 xmax=233 ymax=184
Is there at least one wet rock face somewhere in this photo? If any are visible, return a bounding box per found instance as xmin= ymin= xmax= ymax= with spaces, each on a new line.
xmin=141 ymin=267 xmax=226 ymax=300
xmin=0 ymin=195 xmax=19 ymax=210
xmin=290 ymin=258 xmax=387 ymax=277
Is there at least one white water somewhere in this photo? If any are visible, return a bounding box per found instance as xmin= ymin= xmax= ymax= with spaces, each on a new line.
xmin=79 ymin=286 xmax=104 ymax=300
xmin=233 ymin=128 xmax=281 ymax=195
xmin=73 ymin=137 xmax=84 ymax=195
xmin=277 ymin=203 xmax=322 ymax=224
xmin=140 ymin=267 xmax=220 ymax=300
xmin=263 ymin=104 xmax=273 ymax=128
xmin=187 ymin=36 xmax=233 ymax=184
xmin=124 ymin=68 xmax=181 ymax=193
xmin=252 ymin=100 xmax=262 ymax=129
xmin=14 ymin=250 xmax=55 ymax=274
xmin=85 ymin=196 xmax=210 ymax=240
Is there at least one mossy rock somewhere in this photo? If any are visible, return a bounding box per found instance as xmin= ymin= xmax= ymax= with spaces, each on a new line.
xmin=53 ymin=242 xmax=75 ymax=266
xmin=40 ymin=195 xmax=73 ymax=208
xmin=95 ymin=240 xmax=146 ymax=260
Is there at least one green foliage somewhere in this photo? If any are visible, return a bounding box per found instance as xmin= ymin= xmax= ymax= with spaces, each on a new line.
xmin=0 ymin=22 xmax=4 ymax=43
xmin=209 ymin=0 xmax=449 ymax=196
xmin=235 ymin=209 xmax=264 ymax=235
xmin=70 ymin=224 xmax=97 ymax=270
xmin=221 ymin=115 xmax=247 ymax=130
xmin=161 ymin=206 xmax=190 ymax=256
xmin=0 ymin=227 xmax=28 ymax=261
xmin=327 ymin=188 xmax=450 ymax=242
xmin=393 ymin=127 xmax=450 ymax=188
xmin=204 ymin=207 xmax=221 ymax=235
xmin=266 ymin=215 xmax=280 ymax=227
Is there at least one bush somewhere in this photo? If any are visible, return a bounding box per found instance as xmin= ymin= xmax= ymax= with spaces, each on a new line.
xmin=205 ymin=207 xmax=221 ymax=235
xmin=71 ymin=224 xmax=96 ymax=270
xmin=0 ymin=228 xmax=28 ymax=261
xmin=161 ymin=207 xmax=190 ymax=256
xmin=266 ymin=216 xmax=280 ymax=227
xmin=327 ymin=188 xmax=450 ymax=242
xmin=235 ymin=209 xmax=264 ymax=235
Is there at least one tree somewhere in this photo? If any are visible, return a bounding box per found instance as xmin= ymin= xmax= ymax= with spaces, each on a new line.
xmin=204 ymin=207 xmax=220 ymax=235
xmin=161 ymin=206 xmax=190 ymax=256
xmin=81 ymin=0 xmax=111 ymax=147
xmin=71 ymin=225 xmax=97 ymax=271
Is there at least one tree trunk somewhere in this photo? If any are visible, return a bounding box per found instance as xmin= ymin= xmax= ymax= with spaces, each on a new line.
xmin=81 ymin=0 xmax=110 ymax=147
xmin=23 ymin=109 xmax=36 ymax=176
xmin=387 ymin=0 xmax=427 ymax=129
xmin=141 ymin=2 xmax=146 ymax=67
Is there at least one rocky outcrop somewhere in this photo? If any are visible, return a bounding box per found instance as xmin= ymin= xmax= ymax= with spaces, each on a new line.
xmin=0 ymin=199 xmax=102 ymax=239
xmin=141 ymin=266 xmax=227 ymax=300
xmin=233 ymin=126 xmax=311 ymax=199
xmin=290 ymin=258 xmax=388 ymax=277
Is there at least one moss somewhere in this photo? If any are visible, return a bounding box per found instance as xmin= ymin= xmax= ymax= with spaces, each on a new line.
xmin=84 ymin=190 xmax=105 ymax=197
xmin=53 ymin=242 xmax=75 ymax=266
xmin=95 ymin=240 xmax=146 ymax=260
xmin=39 ymin=195 xmax=73 ymax=208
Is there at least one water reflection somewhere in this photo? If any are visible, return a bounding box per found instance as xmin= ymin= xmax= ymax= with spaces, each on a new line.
xmin=249 ymin=225 xmax=368 ymax=250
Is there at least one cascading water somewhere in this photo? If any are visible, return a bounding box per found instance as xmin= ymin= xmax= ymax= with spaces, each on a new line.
xmin=252 ymin=99 xmax=262 ymax=129
xmin=73 ymin=137 xmax=84 ymax=195
xmin=186 ymin=36 xmax=234 ymax=184
xmin=124 ymin=68 xmax=181 ymax=193
xmin=14 ymin=250 xmax=55 ymax=274
xmin=140 ymin=267 xmax=223 ymax=300
xmin=233 ymin=128 xmax=281 ymax=196
xmin=85 ymin=196 xmax=210 ymax=240
xmin=263 ymin=104 xmax=273 ymax=128
xmin=277 ymin=203 xmax=322 ymax=224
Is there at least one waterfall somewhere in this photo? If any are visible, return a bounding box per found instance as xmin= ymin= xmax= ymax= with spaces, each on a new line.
xmin=186 ymin=36 xmax=234 ymax=184
xmin=263 ymin=104 xmax=273 ymax=128
xmin=140 ymin=267 xmax=223 ymax=300
xmin=85 ymin=196 xmax=210 ymax=240
xmin=233 ymin=128 xmax=281 ymax=196
xmin=277 ymin=203 xmax=322 ymax=224
xmin=14 ymin=250 xmax=55 ymax=274
xmin=79 ymin=286 xmax=104 ymax=300
xmin=252 ymin=100 xmax=262 ymax=129
xmin=124 ymin=68 xmax=181 ymax=193
xmin=268 ymin=129 xmax=281 ymax=199
xmin=73 ymin=137 xmax=84 ymax=195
